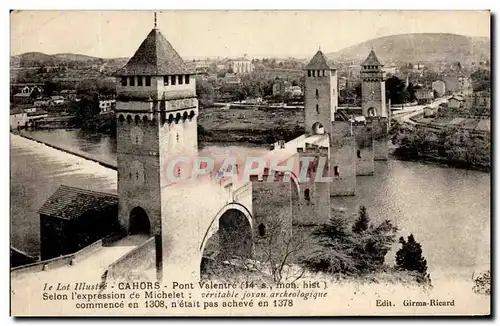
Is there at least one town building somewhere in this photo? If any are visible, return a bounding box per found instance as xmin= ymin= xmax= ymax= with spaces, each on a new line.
xmin=10 ymin=107 xmax=28 ymax=130
xmin=415 ymin=88 xmax=434 ymax=105
xmin=38 ymin=185 xmax=118 ymax=260
xmin=382 ymin=66 xmax=398 ymax=76
xmin=432 ymin=80 xmax=446 ymax=97
xmin=50 ymin=95 xmax=65 ymax=106
xmin=225 ymin=55 xmax=254 ymax=74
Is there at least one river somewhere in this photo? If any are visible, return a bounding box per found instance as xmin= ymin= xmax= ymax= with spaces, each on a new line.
xmin=10 ymin=129 xmax=490 ymax=283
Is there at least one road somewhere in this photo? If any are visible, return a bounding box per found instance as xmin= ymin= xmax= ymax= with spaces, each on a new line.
xmin=392 ymin=97 xmax=450 ymax=125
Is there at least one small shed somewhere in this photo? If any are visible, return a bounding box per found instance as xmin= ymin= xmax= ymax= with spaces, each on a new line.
xmin=38 ymin=185 xmax=118 ymax=260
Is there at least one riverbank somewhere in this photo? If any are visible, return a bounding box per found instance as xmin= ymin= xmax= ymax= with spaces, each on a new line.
xmin=390 ymin=119 xmax=491 ymax=172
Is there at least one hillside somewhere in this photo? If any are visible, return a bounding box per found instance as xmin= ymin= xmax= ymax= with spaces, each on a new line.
xmin=11 ymin=52 xmax=106 ymax=68
xmin=328 ymin=33 xmax=490 ymax=65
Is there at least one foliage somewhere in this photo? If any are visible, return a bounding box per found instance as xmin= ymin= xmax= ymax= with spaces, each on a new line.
xmin=69 ymin=93 xmax=100 ymax=127
xmin=302 ymin=206 xmax=398 ymax=276
xmin=385 ymin=76 xmax=409 ymax=105
xmin=392 ymin=124 xmax=491 ymax=169
xmin=470 ymin=69 xmax=490 ymax=92
xmin=395 ymin=234 xmax=431 ymax=284
xmin=250 ymin=200 xmax=309 ymax=283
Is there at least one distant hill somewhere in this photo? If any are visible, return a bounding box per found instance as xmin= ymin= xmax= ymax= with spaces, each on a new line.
xmin=327 ymin=33 xmax=490 ymax=65
xmin=11 ymin=52 xmax=106 ymax=68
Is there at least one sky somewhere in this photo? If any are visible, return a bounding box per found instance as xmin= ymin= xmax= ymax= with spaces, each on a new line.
xmin=10 ymin=10 xmax=490 ymax=59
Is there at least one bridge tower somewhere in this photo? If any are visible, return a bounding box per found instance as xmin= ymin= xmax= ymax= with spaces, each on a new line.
xmin=361 ymin=49 xmax=389 ymax=160
xmin=304 ymin=50 xmax=356 ymax=196
xmin=114 ymin=24 xmax=198 ymax=281
xmin=361 ymin=49 xmax=387 ymax=118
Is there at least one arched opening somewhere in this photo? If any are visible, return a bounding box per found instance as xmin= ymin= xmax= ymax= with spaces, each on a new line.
xmin=168 ymin=114 xmax=174 ymax=124
xmin=357 ymin=149 xmax=361 ymax=159
xmin=126 ymin=115 xmax=132 ymax=124
xmin=182 ymin=111 xmax=188 ymax=121
xmin=334 ymin=166 xmax=340 ymax=177
xmin=142 ymin=116 xmax=149 ymax=123
xmin=134 ymin=115 xmax=141 ymax=124
xmin=189 ymin=110 xmax=195 ymax=120
xmin=118 ymin=114 xmax=125 ymax=122
xmin=200 ymin=207 xmax=253 ymax=278
xmin=311 ymin=122 xmax=325 ymax=135
xmin=367 ymin=107 xmax=376 ymax=117
xmin=129 ymin=207 xmax=151 ymax=235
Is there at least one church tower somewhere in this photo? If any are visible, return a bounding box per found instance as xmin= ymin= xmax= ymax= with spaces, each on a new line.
xmin=114 ymin=22 xmax=198 ymax=280
xmin=361 ymin=49 xmax=387 ymax=117
xmin=304 ymin=50 xmax=356 ymax=196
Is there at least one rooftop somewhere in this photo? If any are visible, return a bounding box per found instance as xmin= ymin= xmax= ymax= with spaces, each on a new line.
xmin=10 ymin=107 xmax=25 ymax=115
xmin=38 ymin=185 xmax=118 ymax=220
xmin=115 ymin=28 xmax=194 ymax=76
xmin=304 ymin=50 xmax=335 ymax=70
xmin=362 ymin=49 xmax=383 ymax=66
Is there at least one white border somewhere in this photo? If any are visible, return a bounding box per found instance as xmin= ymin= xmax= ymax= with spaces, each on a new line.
xmin=2 ymin=1 xmax=497 ymax=325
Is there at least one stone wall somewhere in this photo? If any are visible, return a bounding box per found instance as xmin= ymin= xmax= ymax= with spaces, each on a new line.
xmin=106 ymin=237 xmax=155 ymax=281
xmin=353 ymin=122 xmax=374 ymax=176
xmin=330 ymin=121 xmax=356 ymax=196
xmin=370 ymin=117 xmax=389 ymax=161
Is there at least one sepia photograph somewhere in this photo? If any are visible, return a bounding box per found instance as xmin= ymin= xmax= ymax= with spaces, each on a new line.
xmin=9 ymin=10 xmax=491 ymax=316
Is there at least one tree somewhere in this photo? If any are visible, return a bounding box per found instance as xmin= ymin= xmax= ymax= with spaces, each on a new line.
xmin=29 ymin=87 xmax=40 ymax=100
xmin=395 ymin=234 xmax=431 ymax=284
xmin=352 ymin=206 xmax=369 ymax=233
xmin=471 ymin=69 xmax=490 ymax=92
xmin=303 ymin=206 xmax=398 ymax=276
xmin=385 ymin=76 xmax=407 ymax=105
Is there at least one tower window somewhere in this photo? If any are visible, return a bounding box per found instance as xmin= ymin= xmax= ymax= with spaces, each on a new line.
xmin=178 ymin=75 xmax=184 ymax=85
xmin=129 ymin=76 xmax=135 ymax=86
xmin=357 ymin=150 xmax=361 ymax=159
xmin=176 ymin=133 xmax=179 ymax=142
xmin=304 ymin=189 xmax=311 ymax=202
xmin=121 ymin=77 xmax=127 ymax=86
xmin=177 ymin=167 xmax=181 ymax=177
xmin=316 ymin=104 xmax=319 ymax=114
xmin=316 ymin=89 xmax=319 ymax=98
xmin=323 ymin=70 xmax=326 ymax=76
xmin=258 ymin=223 xmax=266 ymax=237
xmin=334 ymin=166 xmax=340 ymax=177
xmin=171 ymin=76 xmax=176 ymax=85
xmin=312 ymin=70 xmax=316 ymax=77
xmin=164 ymin=76 xmax=169 ymax=86
xmin=145 ymin=76 xmax=151 ymax=86
xmin=137 ymin=76 xmax=143 ymax=87
xmin=308 ymin=70 xmax=311 ymax=77
xmin=135 ymin=136 xmax=139 ymax=144
xmin=185 ymin=75 xmax=190 ymax=84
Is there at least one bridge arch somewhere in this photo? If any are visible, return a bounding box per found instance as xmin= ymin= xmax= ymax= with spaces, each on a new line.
xmin=199 ymin=203 xmax=253 ymax=261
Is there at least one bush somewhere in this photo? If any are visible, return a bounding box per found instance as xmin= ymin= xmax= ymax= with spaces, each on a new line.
xmin=302 ymin=206 xmax=398 ymax=276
